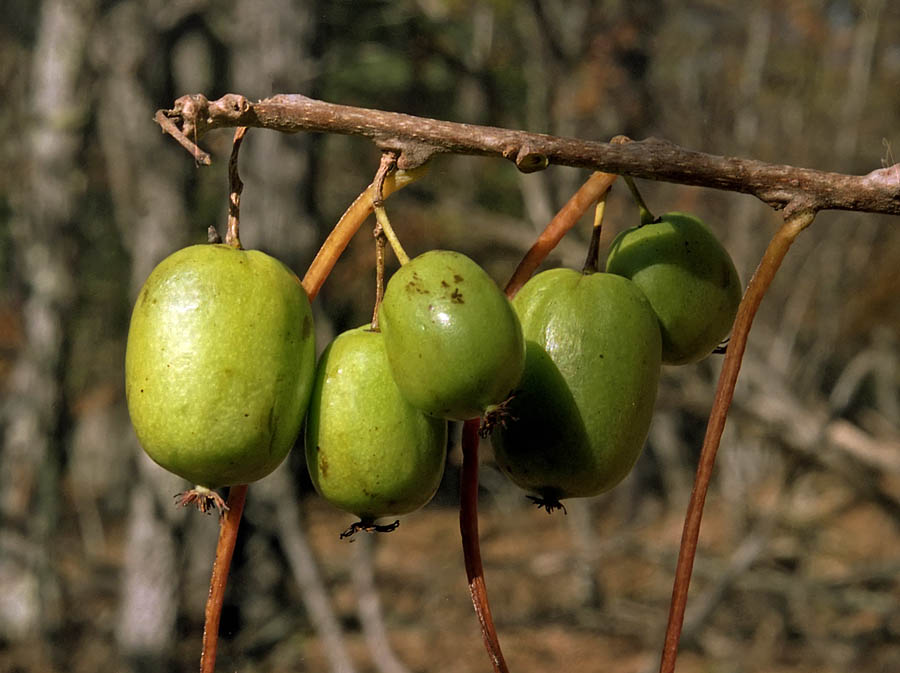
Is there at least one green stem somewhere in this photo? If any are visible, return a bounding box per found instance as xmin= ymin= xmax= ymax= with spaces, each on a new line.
xmin=374 ymin=204 xmax=410 ymax=265
xmin=623 ymin=174 xmax=655 ymax=225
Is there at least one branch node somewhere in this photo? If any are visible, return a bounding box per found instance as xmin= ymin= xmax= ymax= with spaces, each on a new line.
xmin=863 ymin=163 xmax=900 ymax=194
xmin=375 ymin=138 xmax=438 ymax=170
xmin=211 ymin=93 xmax=252 ymax=119
xmin=515 ymin=144 xmax=548 ymax=173
xmin=173 ymin=93 xmax=211 ymax=136
xmin=782 ymin=197 xmax=818 ymax=222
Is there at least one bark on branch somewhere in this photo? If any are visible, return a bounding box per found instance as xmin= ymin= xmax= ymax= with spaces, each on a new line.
xmin=157 ymin=92 xmax=900 ymax=217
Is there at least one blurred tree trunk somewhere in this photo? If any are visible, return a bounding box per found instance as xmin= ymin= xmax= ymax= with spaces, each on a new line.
xmin=352 ymin=533 xmax=411 ymax=673
xmin=0 ymin=0 xmax=95 ymax=652
xmin=226 ymin=0 xmax=319 ymax=266
xmin=94 ymin=3 xmax=195 ymax=671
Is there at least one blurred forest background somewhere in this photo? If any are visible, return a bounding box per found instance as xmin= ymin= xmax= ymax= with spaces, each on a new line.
xmin=2 ymin=1 xmax=899 ymax=672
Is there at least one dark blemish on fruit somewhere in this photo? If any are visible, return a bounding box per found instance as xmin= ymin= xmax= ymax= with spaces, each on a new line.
xmin=406 ymin=279 xmax=429 ymax=295
xmin=244 ymin=413 xmax=249 ymax=417
xmin=441 ymin=280 xmax=450 ymax=288
xmin=267 ymin=404 xmax=277 ymax=442
xmin=451 ymin=289 xmax=464 ymax=303
xmin=453 ymin=274 xmax=464 ymax=283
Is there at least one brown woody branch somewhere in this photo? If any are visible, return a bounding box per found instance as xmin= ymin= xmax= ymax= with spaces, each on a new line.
xmin=158 ymin=93 xmax=900 ymax=217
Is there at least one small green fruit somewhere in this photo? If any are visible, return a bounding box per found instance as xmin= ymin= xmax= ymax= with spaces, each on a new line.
xmin=378 ymin=250 xmax=525 ymax=420
xmin=125 ymin=244 xmax=316 ymax=489
xmin=605 ymin=212 xmax=742 ymax=365
xmin=492 ymin=269 xmax=661 ymax=505
xmin=305 ymin=326 xmax=447 ymax=523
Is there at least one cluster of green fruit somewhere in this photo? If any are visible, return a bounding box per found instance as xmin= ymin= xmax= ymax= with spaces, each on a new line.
xmin=124 ymin=207 xmax=741 ymax=528
xmin=494 ymin=212 xmax=742 ymax=510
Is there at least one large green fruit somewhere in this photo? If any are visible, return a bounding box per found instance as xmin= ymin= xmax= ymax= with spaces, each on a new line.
xmin=125 ymin=243 xmax=316 ymax=489
xmin=305 ymin=326 xmax=447 ymax=523
xmin=491 ymin=269 xmax=661 ymax=505
xmin=378 ymin=250 xmax=525 ymax=420
xmin=605 ymin=212 xmax=742 ymax=365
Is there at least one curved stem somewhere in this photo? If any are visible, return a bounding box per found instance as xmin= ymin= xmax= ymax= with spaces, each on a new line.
xmin=459 ymin=418 xmax=508 ymax=673
xmin=658 ymin=209 xmax=816 ymax=673
xmin=505 ymin=171 xmax=616 ymax=298
xmin=225 ymin=127 xmax=248 ymax=248
xmin=200 ymin=484 xmax=249 ymax=673
xmin=302 ymin=164 xmax=427 ymax=301
xmin=369 ymin=153 xmax=398 ymax=331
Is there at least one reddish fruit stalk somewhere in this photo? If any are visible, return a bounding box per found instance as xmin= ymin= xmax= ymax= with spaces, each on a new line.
xmin=459 ymin=418 xmax=508 ymax=673
xmin=458 ymin=171 xmax=617 ymax=673
xmin=200 ymin=484 xmax=248 ymax=673
xmin=659 ymin=210 xmax=815 ymax=673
